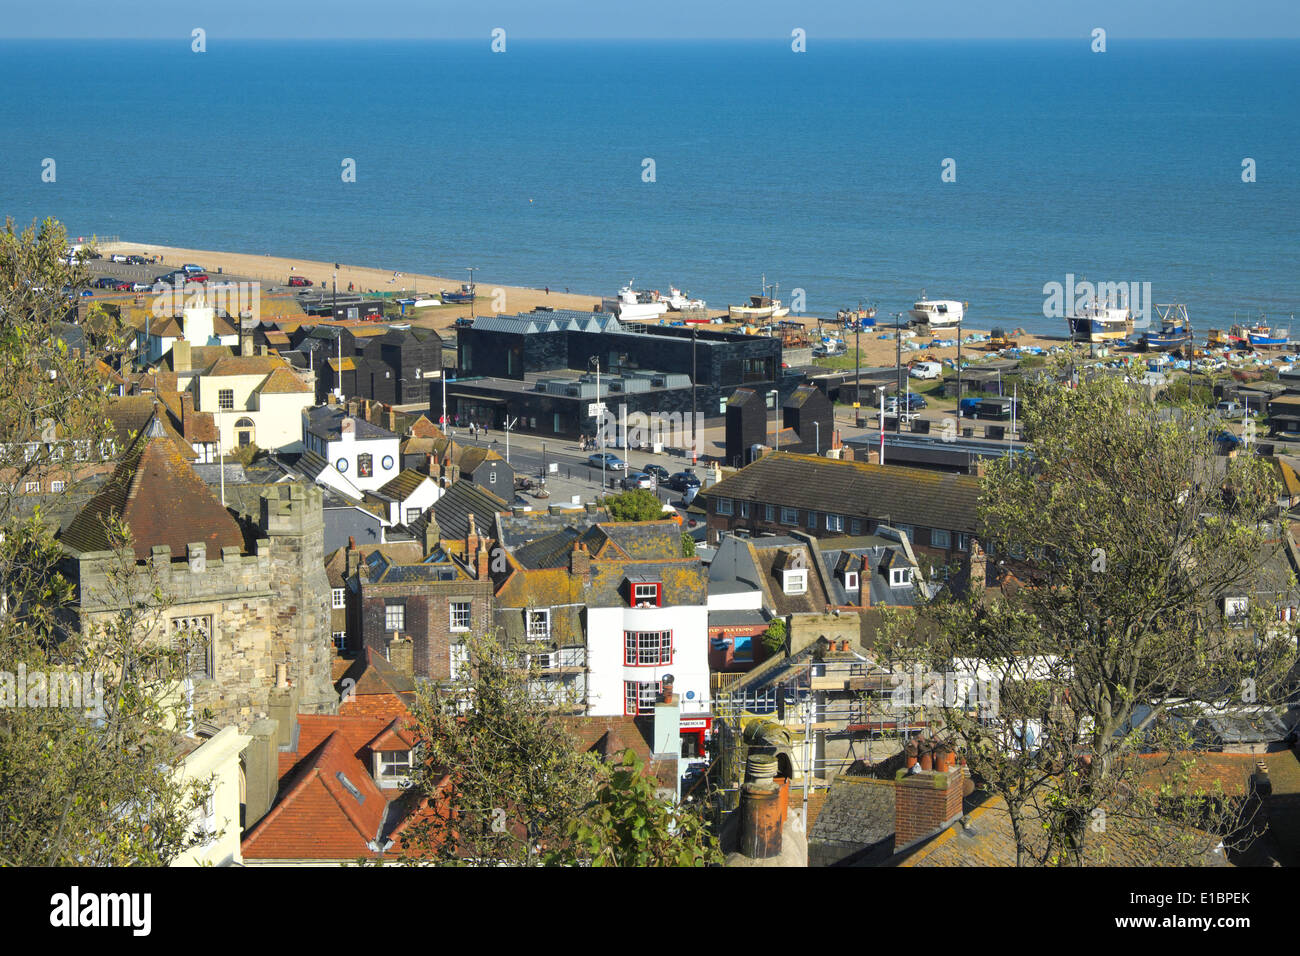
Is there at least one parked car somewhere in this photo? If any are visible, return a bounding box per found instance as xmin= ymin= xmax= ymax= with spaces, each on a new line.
xmin=186 ymin=272 xmax=209 ymax=283
xmin=667 ymin=470 xmax=701 ymax=492
xmin=182 ymin=264 xmax=205 ymax=276
xmin=130 ymin=281 xmax=152 ymax=292
xmin=108 ymin=254 xmax=128 ymax=263
xmin=621 ymin=471 xmax=654 ymax=490
xmin=587 ymin=452 xmax=626 ymax=471
xmin=92 ymin=277 xmax=118 ymax=289
xmin=288 ymin=276 xmax=313 ymax=287
xmin=125 ymin=254 xmax=148 ymax=265
xmin=643 ymin=463 xmax=670 ymax=482
xmin=910 ymin=361 xmax=942 ymax=380
xmin=112 ymin=280 xmax=134 ymax=291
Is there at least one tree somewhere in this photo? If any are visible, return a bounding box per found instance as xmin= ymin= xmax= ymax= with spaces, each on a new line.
xmin=760 ymin=619 xmax=787 ymax=656
xmin=680 ymin=532 xmax=696 ymax=557
xmin=881 ymin=368 xmax=1293 ymax=866
xmin=402 ymin=632 xmax=600 ymax=865
xmin=0 ymin=217 xmax=210 ymax=864
xmin=551 ymin=750 xmax=722 ymax=866
xmin=602 ymin=488 xmax=666 ymax=522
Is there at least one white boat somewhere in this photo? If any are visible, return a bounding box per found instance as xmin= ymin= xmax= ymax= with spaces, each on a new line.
xmin=1066 ymin=298 xmax=1132 ymax=343
xmin=908 ymin=293 xmax=966 ymax=328
xmin=729 ymin=295 xmax=789 ymax=321
xmin=601 ymin=281 xmax=668 ymax=322
xmin=664 ymin=286 xmax=706 ymax=311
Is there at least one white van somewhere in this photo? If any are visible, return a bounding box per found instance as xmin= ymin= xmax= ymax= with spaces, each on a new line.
xmin=910 ymin=361 xmax=942 ymax=380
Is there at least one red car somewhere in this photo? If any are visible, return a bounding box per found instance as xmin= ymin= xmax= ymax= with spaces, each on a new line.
xmin=112 ymin=279 xmax=134 ymax=291
xmin=288 ymin=276 xmax=313 ymax=287
xmin=186 ymin=273 xmax=209 ymax=283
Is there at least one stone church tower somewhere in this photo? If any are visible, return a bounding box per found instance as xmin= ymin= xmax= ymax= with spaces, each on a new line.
xmin=63 ymin=414 xmax=337 ymax=730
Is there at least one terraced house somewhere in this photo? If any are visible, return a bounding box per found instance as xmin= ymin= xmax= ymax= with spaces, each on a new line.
xmin=491 ymin=516 xmax=710 ymax=745
xmin=702 ymin=452 xmax=985 ymax=585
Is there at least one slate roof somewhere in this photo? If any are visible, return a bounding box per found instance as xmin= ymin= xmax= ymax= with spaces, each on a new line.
xmin=704 ymin=452 xmax=981 ymax=534
xmin=305 ymin=405 xmax=396 ymax=442
xmin=379 ymin=469 xmax=430 ymax=501
xmin=495 ymin=506 xmax=609 ymax=551
xmin=431 ymin=480 xmax=510 ymax=541
xmin=809 ymin=775 xmax=898 ymax=865
xmin=62 ymin=415 xmax=245 ymax=560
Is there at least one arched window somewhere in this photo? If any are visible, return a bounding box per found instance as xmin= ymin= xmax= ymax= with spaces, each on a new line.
xmin=234 ymin=417 xmax=255 ymax=447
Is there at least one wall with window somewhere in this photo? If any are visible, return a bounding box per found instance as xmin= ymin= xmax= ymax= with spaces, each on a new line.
xmin=358 ymin=578 xmax=493 ymax=681
xmin=586 ymin=603 xmax=709 ymax=718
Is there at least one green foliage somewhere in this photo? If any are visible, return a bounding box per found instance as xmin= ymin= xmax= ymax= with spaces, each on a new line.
xmin=0 ymin=218 xmax=211 ymax=864
xmin=603 ymin=488 xmax=667 ymax=522
xmin=403 ymin=632 xmax=600 ymax=865
xmin=680 ymin=532 xmax=696 ymax=557
xmin=550 ymin=750 xmax=722 ymax=867
xmin=759 ymin=619 xmax=787 ymax=655
xmin=879 ymin=365 xmax=1290 ymax=866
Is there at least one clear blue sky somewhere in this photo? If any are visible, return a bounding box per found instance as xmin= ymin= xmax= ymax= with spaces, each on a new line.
xmin=3 ymin=0 xmax=1298 ymax=39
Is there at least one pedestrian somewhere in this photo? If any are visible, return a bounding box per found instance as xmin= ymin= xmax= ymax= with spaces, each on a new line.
xmin=545 ymin=286 xmax=549 ymax=295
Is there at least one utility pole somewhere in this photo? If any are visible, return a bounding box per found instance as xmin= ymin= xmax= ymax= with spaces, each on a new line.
xmin=691 ymin=325 xmax=698 ymax=466
xmin=504 ymin=415 xmax=517 ymax=463
xmin=894 ymin=312 xmax=904 ymax=434
xmin=332 ymin=271 xmax=337 ymax=320
xmin=854 ymin=301 xmax=862 ymax=427
xmin=955 ymin=317 xmax=962 ymax=406
xmin=468 ymin=267 xmax=477 ymax=320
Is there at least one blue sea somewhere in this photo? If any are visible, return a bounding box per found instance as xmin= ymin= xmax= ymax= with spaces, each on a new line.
xmin=1 ymin=38 xmax=1297 ymax=335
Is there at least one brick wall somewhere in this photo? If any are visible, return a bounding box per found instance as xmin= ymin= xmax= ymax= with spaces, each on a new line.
xmin=360 ymin=578 xmax=492 ymax=681
xmin=893 ymin=770 xmax=964 ymax=855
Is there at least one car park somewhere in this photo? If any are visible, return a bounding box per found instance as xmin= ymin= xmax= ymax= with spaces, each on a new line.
xmin=587 ymin=452 xmax=626 ymax=471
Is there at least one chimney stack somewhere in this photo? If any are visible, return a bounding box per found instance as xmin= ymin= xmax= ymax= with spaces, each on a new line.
xmin=180 ymin=391 xmax=195 ymax=441
xmin=346 ymin=535 xmax=361 ymax=577
xmin=173 ymin=339 xmax=191 ymax=373
xmin=476 ymin=539 xmax=491 ymax=580
xmin=570 ymin=540 xmax=591 ymax=579
xmin=465 ymin=513 xmax=480 ymax=559
xmin=239 ymin=322 xmax=254 ymax=356
xmin=893 ymin=766 xmax=966 ymax=856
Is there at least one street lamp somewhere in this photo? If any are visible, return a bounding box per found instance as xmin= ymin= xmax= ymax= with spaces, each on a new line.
xmin=590 ymin=356 xmax=604 ymax=490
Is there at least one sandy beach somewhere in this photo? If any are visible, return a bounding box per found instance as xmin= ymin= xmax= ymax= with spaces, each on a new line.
xmin=99 ymin=240 xmax=1071 ymax=369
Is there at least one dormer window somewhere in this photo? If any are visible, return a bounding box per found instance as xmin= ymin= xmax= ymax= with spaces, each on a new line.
xmin=783 ymin=569 xmax=808 ymax=595
xmin=890 ymin=567 xmax=913 ymax=588
xmin=375 ymin=750 xmax=412 ymax=788
xmin=632 ymin=582 xmax=662 ymax=607
xmin=844 ymin=571 xmax=860 ymax=591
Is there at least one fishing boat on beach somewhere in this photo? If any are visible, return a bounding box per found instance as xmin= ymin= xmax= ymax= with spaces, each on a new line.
xmin=1141 ymin=303 xmax=1193 ymax=351
xmin=440 ymin=283 xmax=476 ymax=304
xmin=602 ymin=281 xmax=669 ymax=322
xmin=1066 ymin=298 xmax=1132 ymax=344
xmin=729 ymin=276 xmax=789 ymax=321
xmin=908 ymin=293 xmax=966 ymax=328
xmin=664 ymin=286 xmax=706 ymax=311
xmin=1239 ymin=318 xmax=1290 ymax=348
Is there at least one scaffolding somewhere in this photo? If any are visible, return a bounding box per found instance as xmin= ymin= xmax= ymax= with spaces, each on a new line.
xmin=708 ymin=642 xmax=932 ymax=832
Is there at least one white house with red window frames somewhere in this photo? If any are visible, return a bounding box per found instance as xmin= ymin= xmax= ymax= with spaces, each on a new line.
xmin=587 ymin=593 xmax=710 ymax=720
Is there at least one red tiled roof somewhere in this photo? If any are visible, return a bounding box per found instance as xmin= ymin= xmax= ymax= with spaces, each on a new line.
xmin=62 ymin=416 xmax=245 ymax=560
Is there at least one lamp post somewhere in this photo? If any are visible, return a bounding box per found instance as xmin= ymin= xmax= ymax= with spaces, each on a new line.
xmin=769 ymin=388 xmax=779 ymax=452
xmin=590 ymin=356 xmax=604 ymax=490
xmin=893 ymin=312 xmax=905 ymax=434
xmin=467 ymin=266 xmax=477 ymax=320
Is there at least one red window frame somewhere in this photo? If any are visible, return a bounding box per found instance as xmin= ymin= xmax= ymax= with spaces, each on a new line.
xmin=624 ymin=680 xmax=663 ymax=715
xmin=624 ymin=630 xmax=673 ymax=666
xmin=631 ymin=582 xmax=662 ymax=607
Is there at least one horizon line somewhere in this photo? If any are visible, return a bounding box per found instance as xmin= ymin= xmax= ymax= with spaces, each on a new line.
xmin=3 ymin=35 xmax=1299 ymax=42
